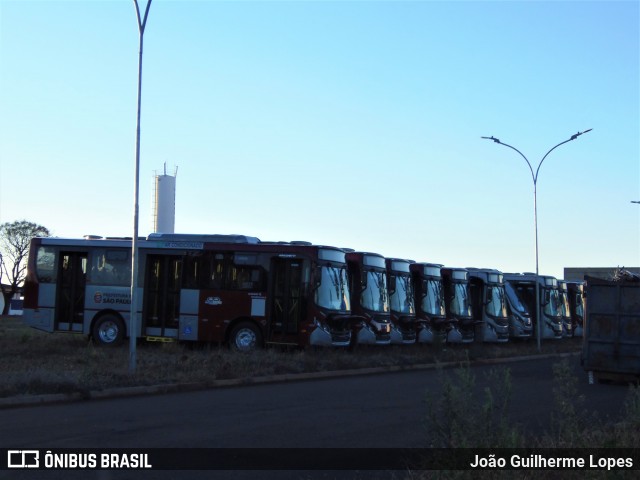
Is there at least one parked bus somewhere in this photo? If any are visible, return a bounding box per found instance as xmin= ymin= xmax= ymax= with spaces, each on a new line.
xmin=504 ymin=279 xmax=534 ymax=339
xmin=410 ymin=262 xmax=461 ymax=343
xmin=557 ymin=280 xmax=574 ymax=338
xmin=441 ymin=267 xmax=474 ymax=343
xmin=466 ymin=268 xmax=509 ymax=343
xmin=22 ymin=233 xmax=361 ymax=351
xmin=503 ymin=273 xmax=563 ymax=340
xmin=566 ymin=280 xmax=585 ymax=337
xmin=345 ymin=251 xmax=392 ymax=345
xmin=385 ymin=258 xmax=417 ymax=344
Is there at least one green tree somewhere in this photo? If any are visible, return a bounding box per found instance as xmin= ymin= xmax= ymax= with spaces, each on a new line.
xmin=0 ymin=220 xmax=50 ymax=314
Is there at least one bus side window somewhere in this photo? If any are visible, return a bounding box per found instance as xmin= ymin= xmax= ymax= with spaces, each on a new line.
xmin=183 ymin=253 xmax=208 ymax=289
xmin=230 ymin=265 xmax=265 ymax=291
xmin=209 ymin=254 xmax=226 ymax=289
xmin=36 ymin=246 xmax=57 ymax=283
xmin=88 ymin=249 xmax=130 ymax=286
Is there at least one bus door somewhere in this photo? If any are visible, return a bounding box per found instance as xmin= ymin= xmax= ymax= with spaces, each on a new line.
xmin=269 ymin=257 xmax=305 ymax=344
xmin=143 ymin=255 xmax=182 ymax=339
xmin=55 ymin=252 xmax=87 ymax=332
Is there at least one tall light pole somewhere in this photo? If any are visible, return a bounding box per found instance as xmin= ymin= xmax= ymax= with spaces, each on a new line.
xmin=130 ymin=0 xmax=152 ymax=374
xmin=482 ymin=129 xmax=592 ymax=351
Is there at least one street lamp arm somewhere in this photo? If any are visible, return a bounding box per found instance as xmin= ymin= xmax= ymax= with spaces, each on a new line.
xmin=571 ymin=128 xmax=592 ymax=140
xmin=535 ymin=129 xmax=592 ymax=182
xmin=134 ymin=0 xmax=152 ymax=33
xmin=482 ymin=136 xmax=535 ymax=183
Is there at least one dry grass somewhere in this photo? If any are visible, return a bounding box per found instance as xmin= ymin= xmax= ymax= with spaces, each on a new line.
xmin=409 ymin=359 xmax=640 ymax=479
xmin=0 ymin=315 xmax=582 ymax=398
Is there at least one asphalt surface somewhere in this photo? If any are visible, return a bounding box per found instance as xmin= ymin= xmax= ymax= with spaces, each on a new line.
xmin=0 ymin=351 xmax=634 ymax=480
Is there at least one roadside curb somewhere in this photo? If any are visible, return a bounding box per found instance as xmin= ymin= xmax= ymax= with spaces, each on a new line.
xmin=0 ymin=351 xmax=580 ymax=409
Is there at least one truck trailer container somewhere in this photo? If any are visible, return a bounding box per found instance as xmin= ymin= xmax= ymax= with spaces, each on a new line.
xmin=582 ymin=274 xmax=640 ymax=382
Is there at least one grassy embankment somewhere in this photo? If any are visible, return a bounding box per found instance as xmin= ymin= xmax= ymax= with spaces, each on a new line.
xmin=407 ymin=360 xmax=640 ymax=479
xmin=0 ymin=315 xmax=581 ymax=398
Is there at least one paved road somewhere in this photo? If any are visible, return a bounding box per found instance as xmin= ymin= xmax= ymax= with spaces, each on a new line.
xmin=0 ymin=354 xmax=632 ymax=480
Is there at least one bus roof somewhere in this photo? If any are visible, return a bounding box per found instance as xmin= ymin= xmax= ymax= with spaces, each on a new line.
xmin=29 ymin=235 xmax=350 ymax=259
xmin=148 ymin=233 xmax=260 ymax=244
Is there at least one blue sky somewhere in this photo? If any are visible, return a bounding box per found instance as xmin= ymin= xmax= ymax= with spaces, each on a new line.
xmin=1 ymin=0 xmax=638 ymax=279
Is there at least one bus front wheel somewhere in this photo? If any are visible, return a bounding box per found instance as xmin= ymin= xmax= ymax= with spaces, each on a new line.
xmin=229 ymin=322 xmax=262 ymax=352
xmin=92 ymin=314 xmax=125 ymax=347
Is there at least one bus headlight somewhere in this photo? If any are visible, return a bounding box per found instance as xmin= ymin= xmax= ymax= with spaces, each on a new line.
xmin=313 ymin=318 xmax=331 ymax=334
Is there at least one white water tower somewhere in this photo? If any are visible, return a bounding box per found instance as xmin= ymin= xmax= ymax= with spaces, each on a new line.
xmin=153 ymin=164 xmax=177 ymax=233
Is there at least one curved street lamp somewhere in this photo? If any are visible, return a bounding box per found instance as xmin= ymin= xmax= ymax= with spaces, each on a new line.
xmin=482 ymin=129 xmax=592 ymax=351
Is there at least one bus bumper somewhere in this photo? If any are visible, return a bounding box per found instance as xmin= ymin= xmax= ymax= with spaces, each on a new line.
xmin=483 ymin=322 xmax=509 ymax=343
xmin=543 ymin=320 xmax=564 ymax=339
xmin=446 ymin=326 xmax=463 ymax=344
xmin=390 ymin=326 xmax=415 ymax=345
xmin=310 ymin=324 xmax=351 ymax=347
xmin=357 ymin=324 xmax=391 ymax=345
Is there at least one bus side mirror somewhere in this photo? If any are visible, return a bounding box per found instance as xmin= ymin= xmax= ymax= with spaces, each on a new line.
xmin=448 ymin=287 xmax=456 ymax=301
xmin=313 ymin=267 xmax=322 ymax=287
xmin=361 ymin=271 xmax=368 ymax=288
xmin=388 ymin=276 xmax=396 ymax=294
xmin=485 ymin=287 xmax=493 ymax=304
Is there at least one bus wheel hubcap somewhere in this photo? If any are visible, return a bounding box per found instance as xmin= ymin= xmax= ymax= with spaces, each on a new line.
xmin=236 ymin=329 xmax=255 ymax=350
xmin=99 ymin=322 xmax=118 ymax=343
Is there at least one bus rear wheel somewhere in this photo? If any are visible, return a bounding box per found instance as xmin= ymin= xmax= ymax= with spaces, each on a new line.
xmin=92 ymin=314 xmax=125 ymax=347
xmin=229 ymin=322 xmax=262 ymax=352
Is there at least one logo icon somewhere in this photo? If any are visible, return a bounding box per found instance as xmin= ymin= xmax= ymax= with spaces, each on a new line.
xmin=7 ymin=450 xmax=39 ymax=468
xmin=205 ymin=296 xmax=222 ymax=306
xmin=94 ymin=292 xmax=103 ymax=303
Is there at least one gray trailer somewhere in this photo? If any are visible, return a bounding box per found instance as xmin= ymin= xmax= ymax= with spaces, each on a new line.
xmin=582 ymin=274 xmax=640 ymax=382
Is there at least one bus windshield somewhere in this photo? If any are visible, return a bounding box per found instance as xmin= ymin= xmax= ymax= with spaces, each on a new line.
xmin=390 ymin=274 xmax=415 ymax=315
xmin=505 ymin=282 xmax=528 ymax=314
xmin=361 ymin=270 xmax=389 ymax=313
xmin=421 ymin=279 xmax=445 ymax=316
xmin=315 ymin=265 xmax=351 ymax=311
xmin=575 ymin=293 xmax=584 ymax=318
xmin=544 ymin=288 xmax=562 ymax=318
xmin=486 ymin=285 xmax=507 ymax=319
xmin=560 ymin=291 xmax=571 ymax=319
xmin=450 ymin=282 xmax=472 ymax=317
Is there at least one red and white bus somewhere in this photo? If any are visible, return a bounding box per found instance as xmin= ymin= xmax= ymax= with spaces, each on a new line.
xmin=22 ymin=233 xmax=360 ymax=350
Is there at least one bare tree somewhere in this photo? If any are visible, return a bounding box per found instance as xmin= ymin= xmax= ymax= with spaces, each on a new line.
xmin=0 ymin=220 xmax=50 ymax=314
